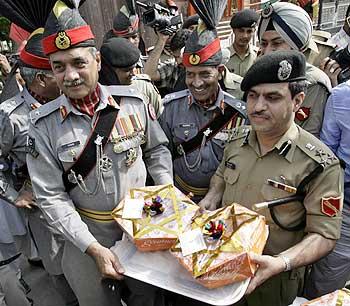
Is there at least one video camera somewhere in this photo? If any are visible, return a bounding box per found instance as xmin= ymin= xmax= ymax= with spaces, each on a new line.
xmin=136 ymin=1 xmax=183 ymax=35
xmin=329 ymin=45 xmax=350 ymax=84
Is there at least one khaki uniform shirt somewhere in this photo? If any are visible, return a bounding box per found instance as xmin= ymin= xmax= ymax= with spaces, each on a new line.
xmin=27 ymin=84 xmax=173 ymax=252
xmin=131 ymin=74 xmax=163 ymax=118
xmin=226 ymin=44 xmax=258 ymax=77
xmin=223 ymin=67 xmax=244 ymax=100
xmin=216 ymin=123 xmax=343 ymax=255
xmin=295 ymin=64 xmax=331 ymax=139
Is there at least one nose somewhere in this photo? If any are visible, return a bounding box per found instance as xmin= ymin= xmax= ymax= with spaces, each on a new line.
xmin=64 ymin=65 xmax=79 ymax=82
xmin=192 ymin=75 xmax=204 ymax=88
xmin=254 ymin=95 xmax=267 ymax=112
xmin=260 ymin=43 xmax=273 ymax=56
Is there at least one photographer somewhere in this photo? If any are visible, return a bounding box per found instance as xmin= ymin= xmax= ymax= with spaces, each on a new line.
xmin=144 ymin=29 xmax=190 ymax=95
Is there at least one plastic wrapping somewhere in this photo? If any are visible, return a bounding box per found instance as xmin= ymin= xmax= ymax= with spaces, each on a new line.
xmin=171 ymin=203 xmax=269 ymax=289
xmin=111 ymin=238 xmax=250 ymax=305
xmin=112 ymin=184 xmax=199 ymax=251
xmin=302 ymin=289 xmax=350 ymax=305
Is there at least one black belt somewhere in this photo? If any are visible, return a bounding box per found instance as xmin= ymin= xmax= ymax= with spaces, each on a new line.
xmin=0 ymin=253 xmax=21 ymax=267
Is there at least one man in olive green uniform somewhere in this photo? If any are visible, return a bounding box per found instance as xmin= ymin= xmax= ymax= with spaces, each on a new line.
xmin=226 ymin=9 xmax=259 ymax=77
xmin=99 ymin=37 xmax=163 ymax=118
xmin=27 ymin=2 xmax=172 ymax=306
xmin=258 ymin=1 xmax=331 ymax=139
xmin=199 ymin=50 xmax=343 ymax=306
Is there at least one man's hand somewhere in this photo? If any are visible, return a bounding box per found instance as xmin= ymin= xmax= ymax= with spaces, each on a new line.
xmin=86 ymin=242 xmax=125 ymax=280
xmin=198 ymin=197 xmax=217 ymax=211
xmin=0 ymin=54 xmax=11 ymax=77
xmin=320 ymin=57 xmax=341 ymax=87
xmin=15 ymin=189 xmax=36 ymax=209
xmin=245 ymin=253 xmax=285 ymax=295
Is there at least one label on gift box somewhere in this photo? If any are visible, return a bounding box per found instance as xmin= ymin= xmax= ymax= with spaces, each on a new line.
xmin=179 ymin=228 xmax=207 ymax=257
xmin=122 ymin=198 xmax=145 ymax=219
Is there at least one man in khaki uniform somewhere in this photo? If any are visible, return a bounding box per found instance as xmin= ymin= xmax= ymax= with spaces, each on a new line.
xmin=226 ymin=9 xmax=259 ymax=77
xmin=99 ymin=37 xmax=163 ymax=118
xmin=258 ymin=1 xmax=331 ymax=139
xmin=199 ymin=50 xmax=343 ymax=306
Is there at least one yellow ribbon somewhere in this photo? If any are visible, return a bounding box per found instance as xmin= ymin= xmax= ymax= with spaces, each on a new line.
xmin=112 ymin=184 xmax=198 ymax=239
xmin=336 ymin=288 xmax=350 ymax=306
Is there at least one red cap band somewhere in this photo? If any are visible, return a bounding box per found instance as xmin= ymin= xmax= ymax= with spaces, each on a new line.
xmin=113 ymin=17 xmax=139 ymax=37
xmin=183 ymin=38 xmax=221 ymax=67
xmin=42 ymin=25 xmax=95 ymax=55
xmin=20 ymin=49 xmax=51 ymax=69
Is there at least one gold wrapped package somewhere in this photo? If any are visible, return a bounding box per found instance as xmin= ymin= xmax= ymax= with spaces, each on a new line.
xmin=171 ymin=203 xmax=269 ymax=289
xmin=302 ymin=289 xmax=350 ymax=306
xmin=112 ymin=184 xmax=199 ymax=252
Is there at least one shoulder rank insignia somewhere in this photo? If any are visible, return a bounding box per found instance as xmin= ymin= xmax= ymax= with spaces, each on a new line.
xmin=321 ymin=196 xmax=341 ymax=217
xmin=26 ymin=136 xmax=39 ymax=158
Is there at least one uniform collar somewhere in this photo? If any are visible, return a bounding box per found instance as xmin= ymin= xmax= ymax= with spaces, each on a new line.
xmin=60 ymin=83 xmax=120 ymax=123
xmin=22 ymin=87 xmax=43 ymax=110
xmin=246 ymin=123 xmax=299 ymax=163
xmin=188 ymin=86 xmax=226 ymax=114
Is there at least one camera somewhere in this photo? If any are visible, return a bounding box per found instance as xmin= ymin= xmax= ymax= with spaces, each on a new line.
xmin=136 ymin=1 xmax=183 ymax=35
xmin=329 ymin=45 xmax=350 ymax=84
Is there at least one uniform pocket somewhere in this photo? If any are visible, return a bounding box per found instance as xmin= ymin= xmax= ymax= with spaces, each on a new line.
xmin=57 ymin=141 xmax=82 ymax=170
xmin=223 ymin=167 xmax=239 ymax=185
xmin=173 ymin=124 xmax=198 ymax=142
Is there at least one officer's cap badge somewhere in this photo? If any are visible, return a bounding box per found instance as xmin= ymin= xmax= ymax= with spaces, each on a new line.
xmin=189 ymin=53 xmax=201 ymax=66
xmin=55 ymin=31 xmax=71 ymax=50
xmin=277 ymin=60 xmax=292 ymax=81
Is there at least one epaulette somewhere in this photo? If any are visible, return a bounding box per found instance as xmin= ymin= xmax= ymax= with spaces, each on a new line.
xmin=227 ymin=125 xmax=251 ymax=143
xmin=134 ymin=74 xmax=151 ymax=82
xmin=0 ymin=95 xmax=23 ymax=115
xmin=223 ymin=92 xmax=247 ymax=117
xmin=306 ymin=63 xmax=332 ymax=92
xmin=297 ymin=128 xmax=338 ymax=168
xmin=107 ymin=85 xmax=144 ymax=102
xmin=30 ymin=97 xmax=62 ymax=125
xmin=162 ymin=89 xmax=190 ymax=105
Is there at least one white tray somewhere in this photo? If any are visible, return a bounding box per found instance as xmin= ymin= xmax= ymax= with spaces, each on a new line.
xmin=111 ymin=238 xmax=249 ymax=306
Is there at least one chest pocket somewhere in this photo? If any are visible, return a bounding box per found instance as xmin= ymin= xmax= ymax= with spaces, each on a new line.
xmin=57 ymin=141 xmax=82 ymax=170
xmin=173 ymin=123 xmax=198 ymax=142
xmin=260 ymin=182 xmax=305 ymax=230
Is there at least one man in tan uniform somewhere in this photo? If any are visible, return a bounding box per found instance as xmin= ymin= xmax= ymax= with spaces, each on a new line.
xmin=199 ymin=50 xmax=343 ymax=306
xmin=226 ymin=9 xmax=259 ymax=77
xmin=258 ymin=2 xmax=331 ymax=139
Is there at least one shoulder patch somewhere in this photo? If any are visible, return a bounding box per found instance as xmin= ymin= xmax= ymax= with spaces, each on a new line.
xmin=0 ymin=94 xmax=24 ymax=115
xmin=223 ymin=92 xmax=247 ymax=117
xmin=227 ymin=125 xmax=251 ymax=143
xmin=107 ymin=85 xmax=144 ymax=102
xmin=297 ymin=128 xmax=338 ymax=168
xmin=162 ymin=89 xmax=190 ymax=105
xmin=30 ymin=97 xmax=62 ymax=125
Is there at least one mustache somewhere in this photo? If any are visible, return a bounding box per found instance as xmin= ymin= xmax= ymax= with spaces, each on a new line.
xmin=249 ymin=111 xmax=270 ymax=119
xmin=63 ymin=79 xmax=85 ymax=87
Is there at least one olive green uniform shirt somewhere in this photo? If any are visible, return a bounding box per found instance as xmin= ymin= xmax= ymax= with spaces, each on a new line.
xmin=216 ymin=123 xmax=343 ymax=255
xmin=225 ymin=44 xmax=258 ymax=77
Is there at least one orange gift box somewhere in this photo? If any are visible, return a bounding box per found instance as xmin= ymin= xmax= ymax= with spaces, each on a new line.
xmin=112 ymin=184 xmax=199 ymax=252
xmin=302 ymin=289 xmax=350 ymax=305
xmin=171 ymin=203 xmax=269 ymax=289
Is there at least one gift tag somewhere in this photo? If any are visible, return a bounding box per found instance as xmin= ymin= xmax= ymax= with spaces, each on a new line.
xmin=122 ymin=198 xmax=144 ymax=219
xmin=179 ymin=228 xmax=207 ymax=257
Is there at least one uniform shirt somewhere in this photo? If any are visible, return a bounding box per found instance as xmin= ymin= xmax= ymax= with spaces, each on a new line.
xmin=320 ymin=82 xmax=350 ymax=182
xmin=225 ymin=44 xmax=258 ymax=77
xmin=222 ymin=67 xmax=244 ymax=100
xmin=295 ymin=63 xmax=331 ymax=139
xmin=0 ymin=87 xmax=41 ymax=201
xmin=27 ymin=84 xmax=173 ymax=252
xmin=160 ymin=88 xmax=246 ymax=200
xmin=216 ymin=123 xmax=343 ymax=255
xmin=131 ymin=74 xmax=164 ymax=118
